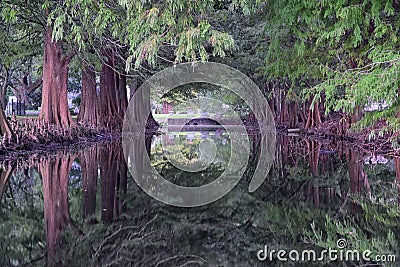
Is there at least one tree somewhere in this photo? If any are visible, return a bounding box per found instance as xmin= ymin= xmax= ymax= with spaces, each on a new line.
xmin=0 ymin=108 xmax=15 ymax=142
xmin=78 ymin=62 xmax=100 ymax=126
xmin=9 ymin=57 xmax=43 ymax=105
xmin=53 ymin=0 xmax=253 ymax=129
xmin=39 ymin=26 xmax=74 ymax=126
xmin=262 ymin=0 xmax=400 ymax=134
xmin=99 ymin=49 xmax=128 ymax=129
xmin=0 ymin=0 xmax=75 ymax=127
xmin=0 ymin=66 xmax=13 ymax=108
xmin=10 ymin=73 xmax=42 ymax=104
xmin=0 ymin=3 xmax=42 ymax=107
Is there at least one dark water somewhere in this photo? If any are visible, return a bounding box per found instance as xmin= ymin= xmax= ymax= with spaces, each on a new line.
xmin=0 ymin=131 xmax=399 ymax=266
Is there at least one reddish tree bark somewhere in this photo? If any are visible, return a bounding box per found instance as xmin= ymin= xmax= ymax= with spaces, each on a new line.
xmin=305 ymin=101 xmax=322 ymax=128
xmin=100 ymin=51 xmax=117 ymax=125
xmin=91 ymin=51 xmax=159 ymax=130
xmin=99 ymin=50 xmax=128 ymax=129
xmin=39 ymin=27 xmax=74 ymax=127
xmin=279 ymin=95 xmax=289 ymax=124
xmin=40 ymin=154 xmax=75 ymax=264
xmin=78 ymin=63 xmax=100 ymax=126
xmin=265 ymin=81 xmax=303 ymax=128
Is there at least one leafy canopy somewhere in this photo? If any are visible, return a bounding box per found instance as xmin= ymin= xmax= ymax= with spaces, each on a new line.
xmin=263 ymin=0 xmax=400 ymax=131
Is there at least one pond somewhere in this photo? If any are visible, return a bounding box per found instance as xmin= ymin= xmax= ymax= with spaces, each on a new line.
xmin=0 ymin=130 xmax=399 ymax=266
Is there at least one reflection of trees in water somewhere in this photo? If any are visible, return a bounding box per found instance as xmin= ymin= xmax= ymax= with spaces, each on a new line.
xmin=0 ymin=163 xmax=15 ymax=201
xmin=1 ymin=138 xmax=400 ymax=265
xmin=253 ymin=135 xmax=380 ymax=211
xmin=80 ymin=146 xmax=98 ymax=220
xmin=99 ymin=144 xmax=127 ymax=222
xmin=346 ymin=148 xmax=370 ymax=212
xmin=0 ymin=164 xmax=44 ymax=266
xmin=40 ymin=144 xmax=129 ymax=263
xmin=259 ymin=135 xmax=348 ymax=208
xmin=0 ymin=143 xmax=131 ymax=265
xmin=39 ymin=153 xmax=75 ymax=264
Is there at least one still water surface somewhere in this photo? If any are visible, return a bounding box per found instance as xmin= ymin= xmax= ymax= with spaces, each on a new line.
xmin=0 ymin=130 xmax=399 ymax=266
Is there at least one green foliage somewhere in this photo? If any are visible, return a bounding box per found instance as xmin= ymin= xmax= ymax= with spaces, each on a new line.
xmin=263 ymin=0 xmax=400 ymax=133
xmin=46 ymin=0 xmax=258 ymax=72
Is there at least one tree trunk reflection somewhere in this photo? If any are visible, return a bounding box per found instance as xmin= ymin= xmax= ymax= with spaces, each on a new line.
xmin=100 ymin=144 xmax=127 ymax=222
xmin=80 ymin=147 xmax=98 ymax=220
xmin=40 ymin=154 xmax=75 ymax=264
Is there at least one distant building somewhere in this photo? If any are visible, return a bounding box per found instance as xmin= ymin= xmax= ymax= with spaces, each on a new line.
xmin=5 ymin=96 xmax=25 ymax=116
xmin=365 ymin=101 xmax=389 ymax=112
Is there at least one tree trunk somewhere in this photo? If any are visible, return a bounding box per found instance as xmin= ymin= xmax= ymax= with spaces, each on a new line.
xmin=130 ymin=76 xmax=159 ymax=129
xmin=288 ymin=101 xmax=298 ymax=128
xmin=349 ymin=104 xmax=364 ymax=125
xmin=39 ymin=27 xmax=73 ymax=127
xmin=78 ymin=63 xmax=100 ymax=126
xmin=279 ymin=94 xmax=289 ymax=124
xmin=305 ymin=100 xmax=322 ymax=128
xmin=117 ymin=71 xmax=128 ymax=118
xmin=0 ymin=67 xmax=12 ymax=108
xmin=0 ymin=83 xmax=6 ymax=109
xmin=99 ymin=50 xmax=127 ymax=129
xmin=0 ymin=105 xmax=15 ymax=142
